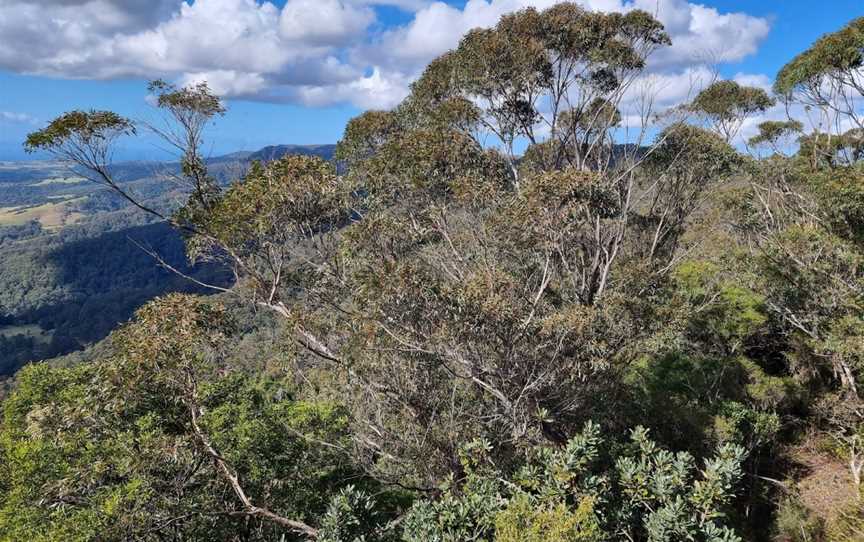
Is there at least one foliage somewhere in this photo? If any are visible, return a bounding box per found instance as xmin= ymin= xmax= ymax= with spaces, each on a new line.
xmin=10 ymin=8 xmax=864 ymax=542
xmin=24 ymin=110 xmax=136 ymax=156
xmin=401 ymin=423 xmax=746 ymax=542
xmin=797 ymin=129 xmax=864 ymax=169
xmin=0 ymin=296 xmax=390 ymax=541
xmin=775 ymin=17 xmax=864 ymax=133
xmin=399 ymin=3 xmax=669 ymax=178
xmin=690 ymin=81 xmax=775 ymax=142
xmin=774 ymin=17 xmax=864 ymax=97
xmin=826 ymin=502 xmax=864 ymax=541
xmin=0 ymin=213 xmax=229 ymax=376
xmin=748 ymin=120 xmax=803 ymax=155
xmin=773 ymin=497 xmax=825 ymax=542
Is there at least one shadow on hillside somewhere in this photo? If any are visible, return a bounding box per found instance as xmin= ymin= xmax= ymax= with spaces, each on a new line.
xmin=7 ymin=222 xmax=232 ymax=371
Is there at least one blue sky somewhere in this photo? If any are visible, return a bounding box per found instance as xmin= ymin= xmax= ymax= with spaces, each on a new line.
xmin=0 ymin=0 xmax=861 ymax=160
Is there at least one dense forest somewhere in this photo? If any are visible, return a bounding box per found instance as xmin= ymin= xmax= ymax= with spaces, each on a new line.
xmin=0 ymin=214 xmax=226 ymax=375
xmin=0 ymin=146 xmax=334 ymax=375
xmin=2 ymin=6 xmax=864 ymax=541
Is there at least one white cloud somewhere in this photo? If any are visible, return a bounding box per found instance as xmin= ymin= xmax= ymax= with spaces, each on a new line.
xmin=732 ymin=73 xmax=773 ymax=92
xmin=179 ymin=70 xmax=270 ymax=96
xmin=0 ymin=112 xmax=35 ymax=124
xmin=628 ymin=66 xmax=716 ymax=108
xmin=354 ymin=0 xmax=432 ymax=10
xmin=281 ymin=0 xmax=375 ymax=46
xmin=294 ymin=67 xmax=414 ymax=109
xmin=649 ymin=3 xmax=771 ymax=69
xmin=0 ymin=0 xmax=773 ymax=111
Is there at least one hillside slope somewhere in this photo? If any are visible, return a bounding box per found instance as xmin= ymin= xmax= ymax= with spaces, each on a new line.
xmin=0 ymin=144 xmax=334 ymax=375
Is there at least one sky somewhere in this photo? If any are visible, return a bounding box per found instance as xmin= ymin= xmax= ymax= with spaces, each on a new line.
xmin=0 ymin=0 xmax=861 ymax=160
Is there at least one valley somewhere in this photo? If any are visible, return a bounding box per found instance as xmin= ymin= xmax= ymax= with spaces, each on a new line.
xmin=0 ymin=144 xmax=335 ymax=376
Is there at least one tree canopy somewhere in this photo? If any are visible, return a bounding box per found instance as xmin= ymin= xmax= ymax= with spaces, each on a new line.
xmin=5 ymin=6 xmax=864 ymax=541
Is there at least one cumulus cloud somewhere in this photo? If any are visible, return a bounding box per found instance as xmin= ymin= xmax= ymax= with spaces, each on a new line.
xmin=0 ymin=0 xmax=773 ymax=111
xmin=636 ymin=0 xmax=771 ymax=69
xmin=293 ymin=67 xmax=415 ymax=109
xmin=280 ymin=0 xmax=375 ymax=46
xmin=15 ymin=0 xmax=180 ymax=31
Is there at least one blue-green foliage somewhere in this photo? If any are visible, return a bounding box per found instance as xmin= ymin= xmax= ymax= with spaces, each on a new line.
xmin=396 ymin=423 xmax=746 ymax=542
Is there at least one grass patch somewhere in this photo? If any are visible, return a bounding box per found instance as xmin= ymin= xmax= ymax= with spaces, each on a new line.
xmin=0 ymin=197 xmax=87 ymax=230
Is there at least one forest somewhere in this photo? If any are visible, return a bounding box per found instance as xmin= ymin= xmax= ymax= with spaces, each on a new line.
xmin=0 ymin=146 xmax=334 ymax=375
xmin=1 ymin=6 xmax=863 ymax=541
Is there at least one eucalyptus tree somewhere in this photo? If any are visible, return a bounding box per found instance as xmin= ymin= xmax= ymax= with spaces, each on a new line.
xmin=313 ymin=6 xmax=738 ymax=485
xmin=740 ymin=17 xmax=864 ymax=404
xmin=24 ymin=81 xmax=225 ymax=234
xmin=774 ymin=16 xmax=864 ymax=133
xmin=690 ymin=80 xmax=775 ymax=143
xmin=639 ymin=122 xmax=743 ymax=263
xmin=16 ymin=8 xmax=864 ymax=540
xmin=747 ymin=119 xmax=803 ymax=157
xmin=24 ymin=81 xmax=350 ymax=365
xmin=401 ymin=3 xmax=670 ymax=183
xmin=24 ymin=2 xmax=749 ymax=491
xmin=732 ymin=157 xmax=864 ymax=495
xmin=0 ymin=297 xmax=748 ymax=541
xmin=795 ymin=127 xmax=864 ymax=169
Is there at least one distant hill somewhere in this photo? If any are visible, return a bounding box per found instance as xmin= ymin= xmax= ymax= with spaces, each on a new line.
xmin=206 ymin=151 xmax=253 ymax=165
xmin=246 ymin=144 xmax=336 ymax=163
